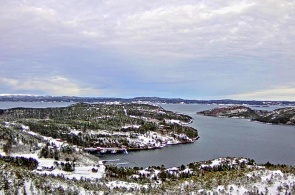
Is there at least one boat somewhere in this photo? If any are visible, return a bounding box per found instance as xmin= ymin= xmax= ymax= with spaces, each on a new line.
xmin=111 ymin=149 xmax=117 ymax=154
xmin=100 ymin=149 xmax=107 ymax=154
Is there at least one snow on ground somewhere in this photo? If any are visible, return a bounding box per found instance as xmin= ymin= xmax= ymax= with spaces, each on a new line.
xmin=126 ymin=130 xmax=182 ymax=148
xmin=10 ymin=153 xmax=57 ymax=170
xmin=106 ymin=180 xmax=147 ymax=190
xmin=121 ymin=125 xmax=141 ymax=129
xmin=21 ymin=125 xmax=29 ymax=130
xmin=200 ymin=157 xmax=248 ymax=168
xmin=70 ymin=130 xmax=82 ymax=136
xmin=200 ymin=158 xmax=225 ymax=168
xmin=11 ymin=153 xmax=38 ymax=159
xmin=0 ymin=150 xmax=6 ymax=156
xmin=165 ymin=119 xmax=183 ymax=125
xmin=8 ymin=150 xmax=105 ymax=181
xmin=49 ymin=139 xmax=65 ymax=148
xmin=34 ymin=165 xmax=105 ymax=180
xmin=123 ymin=107 xmax=127 ymax=116
xmin=180 ymin=168 xmax=193 ymax=174
xmin=199 ymin=169 xmax=295 ymax=195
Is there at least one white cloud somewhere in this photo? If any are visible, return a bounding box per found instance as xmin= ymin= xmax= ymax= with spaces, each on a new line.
xmin=1 ymin=0 xmax=294 ymax=59
xmin=228 ymin=86 xmax=295 ymax=101
xmin=212 ymin=2 xmax=255 ymax=15
xmin=0 ymin=76 xmax=101 ymax=96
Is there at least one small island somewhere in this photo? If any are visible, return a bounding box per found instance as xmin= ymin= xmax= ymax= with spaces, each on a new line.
xmin=197 ymin=105 xmax=295 ymax=125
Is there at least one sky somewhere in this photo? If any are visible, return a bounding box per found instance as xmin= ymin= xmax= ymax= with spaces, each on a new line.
xmin=0 ymin=0 xmax=295 ymax=101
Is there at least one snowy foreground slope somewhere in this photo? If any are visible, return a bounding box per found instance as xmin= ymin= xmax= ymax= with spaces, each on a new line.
xmin=1 ymin=154 xmax=295 ymax=194
xmin=198 ymin=169 xmax=295 ymax=195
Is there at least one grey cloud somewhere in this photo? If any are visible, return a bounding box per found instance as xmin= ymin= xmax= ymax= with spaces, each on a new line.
xmin=1 ymin=0 xmax=294 ymax=59
xmin=0 ymin=0 xmax=295 ymax=99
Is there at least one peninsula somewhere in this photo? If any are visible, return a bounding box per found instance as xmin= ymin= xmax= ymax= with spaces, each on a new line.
xmin=197 ymin=105 xmax=295 ymax=125
xmin=0 ymin=103 xmax=198 ymax=153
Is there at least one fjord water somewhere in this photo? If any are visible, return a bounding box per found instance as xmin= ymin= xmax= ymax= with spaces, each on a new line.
xmin=102 ymin=104 xmax=295 ymax=167
xmin=1 ymin=102 xmax=294 ymax=167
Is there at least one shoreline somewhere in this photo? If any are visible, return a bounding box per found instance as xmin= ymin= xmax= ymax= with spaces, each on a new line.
xmin=197 ymin=112 xmax=295 ymax=126
xmin=85 ymin=136 xmax=200 ymax=154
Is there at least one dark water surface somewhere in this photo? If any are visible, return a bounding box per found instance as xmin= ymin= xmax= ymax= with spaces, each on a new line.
xmin=1 ymin=102 xmax=294 ymax=167
xmin=101 ymin=104 xmax=295 ymax=167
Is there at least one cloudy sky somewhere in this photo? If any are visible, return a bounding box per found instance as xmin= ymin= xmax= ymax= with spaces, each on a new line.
xmin=1 ymin=0 xmax=295 ymax=100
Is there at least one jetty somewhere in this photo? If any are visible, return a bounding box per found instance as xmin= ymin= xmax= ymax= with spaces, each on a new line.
xmin=84 ymin=147 xmax=128 ymax=154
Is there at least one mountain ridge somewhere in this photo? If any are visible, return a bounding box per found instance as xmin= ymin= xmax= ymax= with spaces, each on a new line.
xmin=1 ymin=95 xmax=295 ymax=106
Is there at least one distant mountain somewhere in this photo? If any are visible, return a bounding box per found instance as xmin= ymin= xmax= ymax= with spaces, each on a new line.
xmin=197 ymin=106 xmax=295 ymax=125
xmin=1 ymin=95 xmax=295 ymax=106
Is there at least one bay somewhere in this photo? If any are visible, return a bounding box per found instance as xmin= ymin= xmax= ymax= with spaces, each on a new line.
xmin=1 ymin=102 xmax=294 ymax=167
xmin=101 ymin=104 xmax=295 ymax=167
